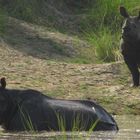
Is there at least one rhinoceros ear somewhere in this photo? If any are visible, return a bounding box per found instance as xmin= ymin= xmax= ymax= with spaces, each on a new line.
xmin=0 ymin=77 xmax=6 ymax=89
xmin=120 ymin=6 xmax=129 ymax=18
xmin=138 ymin=11 xmax=140 ymax=20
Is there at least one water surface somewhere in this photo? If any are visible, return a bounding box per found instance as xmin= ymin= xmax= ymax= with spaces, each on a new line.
xmin=0 ymin=115 xmax=140 ymax=140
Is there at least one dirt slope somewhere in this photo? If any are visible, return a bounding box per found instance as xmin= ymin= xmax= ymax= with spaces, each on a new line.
xmin=3 ymin=17 xmax=96 ymax=63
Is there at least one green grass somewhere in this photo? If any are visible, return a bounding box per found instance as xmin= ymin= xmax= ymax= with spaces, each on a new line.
xmin=82 ymin=0 xmax=140 ymax=62
xmin=54 ymin=112 xmax=99 ymax=140
xmin=86 ymin=27 xmax=121 ymax=62
xmin=18 ymin=105 xmax=36 ymax=132
xmin=81 ymin=0 xmax=140 ymax=62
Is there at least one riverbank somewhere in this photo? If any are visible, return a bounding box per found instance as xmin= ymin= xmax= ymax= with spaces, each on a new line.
xmin=1 ymin=39 xmax=140 ymax=115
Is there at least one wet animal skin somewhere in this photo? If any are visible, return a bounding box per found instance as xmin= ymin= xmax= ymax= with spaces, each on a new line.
xmin=0 ymin=78 xmax=118 ymax=131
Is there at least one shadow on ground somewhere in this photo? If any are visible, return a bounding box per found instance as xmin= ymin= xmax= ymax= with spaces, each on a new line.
xmin=3 ymin=18 xmax=77 ymax=61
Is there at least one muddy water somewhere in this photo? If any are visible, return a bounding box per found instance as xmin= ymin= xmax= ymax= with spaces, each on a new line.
xmin=0 ymin=115 xmax=140 ymax=140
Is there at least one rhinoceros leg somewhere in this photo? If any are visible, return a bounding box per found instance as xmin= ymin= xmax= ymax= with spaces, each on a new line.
xmin=124 ymin=56 xmax=139 ymax=86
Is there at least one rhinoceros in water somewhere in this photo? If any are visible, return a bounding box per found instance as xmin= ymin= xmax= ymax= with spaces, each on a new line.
xmin=120 ymin=6 xmax=140 ymax=87
xmin=0 ymin=78 xmax=118 ymax=131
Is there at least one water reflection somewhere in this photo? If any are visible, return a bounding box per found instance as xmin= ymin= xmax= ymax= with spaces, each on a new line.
xmin=0 ymin=115 xmax=140 ymax=140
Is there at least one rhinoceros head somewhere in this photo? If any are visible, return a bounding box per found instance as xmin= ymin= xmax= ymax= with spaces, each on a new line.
xmin=0 ymin=77 xmax=8 ymax=124
xmin=120 ymin=6 xmax=140 ymax=41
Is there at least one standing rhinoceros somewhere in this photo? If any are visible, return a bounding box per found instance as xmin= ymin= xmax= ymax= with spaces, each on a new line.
xmin=120 ymin=6 xmax=140 ymax=87
xmin=0 ymin=78 xmax=118 ymax=131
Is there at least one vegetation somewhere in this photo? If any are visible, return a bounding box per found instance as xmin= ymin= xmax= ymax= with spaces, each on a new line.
xmin=0 ymin=1 xmax=140 ymax=139
xmin=0 ymin=0 xmax=140 ymax=63
xmin=83 ymin=0 xmax=140 ymax=62
xmin=0 ymin=9 xmax=6 ymax=34
xmin=19 ymin=105 xmax=35 ymax=132
xmin=17 ymin=106 xmax=99 ymax=137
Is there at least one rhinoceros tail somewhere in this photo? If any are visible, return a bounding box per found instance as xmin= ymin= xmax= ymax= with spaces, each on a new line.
xmin=0 ymin=77 xmax=6 ymax=89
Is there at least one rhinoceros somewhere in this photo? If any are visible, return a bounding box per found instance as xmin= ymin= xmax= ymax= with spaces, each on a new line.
xmin=0 ymin=77 xmax=118 ymax=131
xmin=120 ymin=6 xmax=140 ymax=87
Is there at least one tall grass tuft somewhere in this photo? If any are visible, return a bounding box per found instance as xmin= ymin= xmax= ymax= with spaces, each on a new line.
xmin=86 ymin=27 xmax=121 ymax=62
xmin=18 ymin=105 xmax=36 ymax=132
xmin=83 ymin=0 xmax=140 ymax=62
xmin=55 ymin=112 xmax=99 ymax=140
